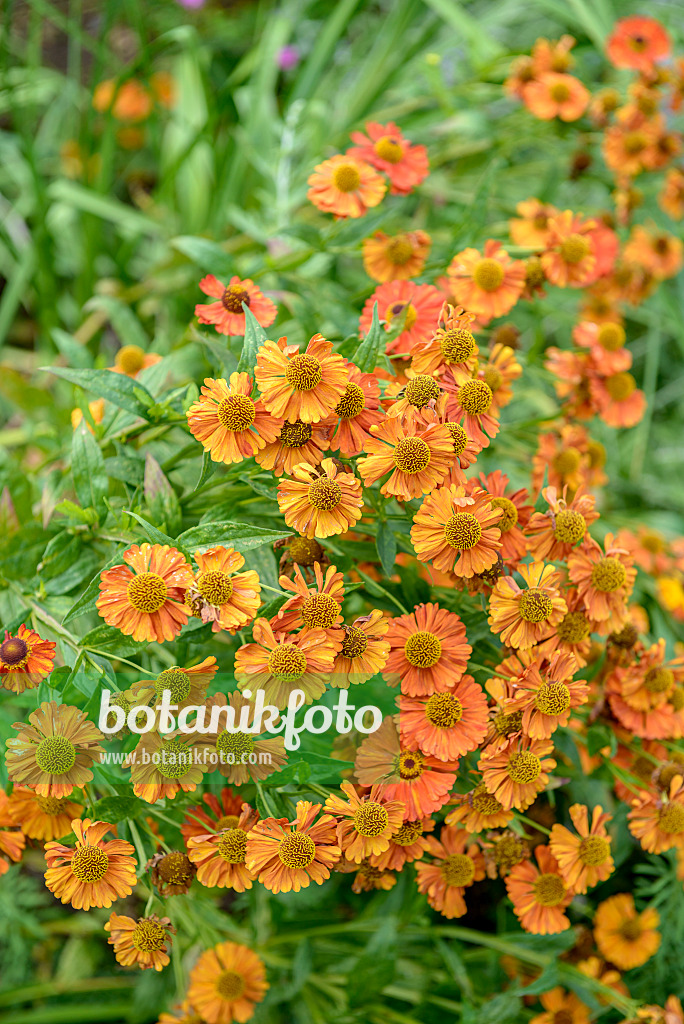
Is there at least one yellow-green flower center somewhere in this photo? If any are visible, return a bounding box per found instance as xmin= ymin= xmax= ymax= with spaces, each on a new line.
xmin=155 ymin=668 xmax=192 ymax=702
xmin=385 ymin=236 xmax=415 ymax=265
xmin=216 ymin=730 xmax=255 ymax=760
xmin=560 ymin=234 xmax=590 ymax=265
xmin=490 ymin=496 xmax=518 ymax=533
xmin=556 ymin=611 xmax=590 ymax=644
xmin=533 ymin=872 xmax=566 ymax=906
xmin=507 ymin=751 xmax=541 ymax=784
xmin=216 ymin=970 xmax=246 ymax=1000
xmin=658 ymin=803 xmax=684 ymax=835
xmin=440 ymin=329 xmax=476 ymax=363
xmin=373 ymin=136 xmax=403 ymax=163
xmin=553 ymin=509 xmax=587 ymax=545
xmin=425 ymin=692 xmax=463 ymax=727
xmin=132 ymin=919 xmax=167 ymax=952
xmin=157 ymin=738 xmax=193 ymax=780
xmin=591 ymin=557 xmax=627 ymax=593
xmin=534 ymin=681 xmax=571 ymax=716
xmin=308 ymin=477 xmax=342 ymax=511
xmin=335 ymin=382 xmax=365 ymax=419
xmin=519 ymin=588 xmax=554 ymax=623
xmin=217 ymin=828 xmax=248 ymax=863
xmin=552 ymin=446 xmax=581 ymax=477
xmin=605 ymin=372 xmax=636 ymax=401
xmin=644 ymin=667 xmax=674 ymax=694
xmin=35 ymin=736 xmax=77 ymax=775
xmin=597 ymin=323 xmax=625 ymax=351
xmin=267 ymin=645 xmax=307 ymax=680
xmin=333 ymin=163 xmax=361 ymax=192
xmin=116 ymin=344 xmax=146 ymax=375
xmin=404 ymin=375 xmax=441 ymax=409
xmin=459 ymin=378 xmax=493 ymax=415
xmin=473 ymin=258 xmax=504 ymax=292
xmin=441 ymin=853 xmax=475 ymax=887
xmin=579 ymin=835 xmax=610 ymax=866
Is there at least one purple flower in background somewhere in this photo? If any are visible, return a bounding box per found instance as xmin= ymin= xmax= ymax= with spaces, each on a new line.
xmin=277 ymin=45 xmax=300 ymax=71
xmin=176 ymin=0 xmax=205 ymax=8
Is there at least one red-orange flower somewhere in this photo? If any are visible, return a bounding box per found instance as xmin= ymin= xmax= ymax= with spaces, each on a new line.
xmin=479 ymin=736 xmax=556 ymax=811
xmin=359 ymin=280 xmax=444 ymax=355
xmin=526 ymin=485 xmax=599 ymax=562
xmin=399 ymin=674 xmax=488 ymax=762
xmin=550 ymin=804 xmax=614 ymax=893
xmin=328 ymin=360 xmax=383 ymax=457
xmin=195 ymin=275 xmax=277 ymax=336
xmin=415 ymin=825 xmax=485 ymax=918
xmin=324 ymin=782 xmax=404 ymax=863
xmin=277 ymin=458 xmax=364 ymax=539
xmin=348 ymin=121 xmax=429 ymax=195
xmin=523 ymin=72 xmax=589 ymax=121
xmin=628 ymin=776 xmax=684 ymax=854
xmin=362 ymin=230 xmax=431 ymax=282
xmin=307 ymin=154 xmax=386 ymax=218
xmin=475 ymin=470 xmax=532 ymax=566
xmin=567 ymin=533 xmax=636 ymax=634
xmin=505 ymin=845 xmax=573 ymax=934
xmin=0 ymin=624 xmax=55 ymax=693
xmin=488 ymin=562 xmax=567 ymax=650
xmin=185 ymin=547 xmax=261 ymax=634
xmin=44 ymin=818 xmax=137 ymax=910
xmin=245 ymin=801 xmax=340 ymax=893
xmin=256 ymin=334 xmax=348 ymax=423
xmin=186 ymin=374 xmax=283 ymax=464
xmin=411 ymin=484 xmax=503 ymax=578
xmin=447 ymin=240 xmax=525 ymax=323
xmin=358 ymin=417 xmax=452 ymax=500
xmin=255 ymin=418 xmax=333 ymax=476
xmin=541 ymin=211 xmax=597 ymax=288
xmin=384 ymin=603 xmax=471 ymax=697
xmin=606 ymin=16 xmax=671 ymax=72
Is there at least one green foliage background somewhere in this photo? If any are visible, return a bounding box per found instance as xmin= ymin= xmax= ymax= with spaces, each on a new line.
xmin=1 ymin=0 xmax=684 ymax=1021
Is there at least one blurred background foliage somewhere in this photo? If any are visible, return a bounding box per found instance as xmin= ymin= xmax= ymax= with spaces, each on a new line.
xmin=1 ymin=0 xmax=684 ymax=1021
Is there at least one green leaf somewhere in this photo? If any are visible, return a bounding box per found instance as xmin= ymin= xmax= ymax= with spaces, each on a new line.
xmin=123 ymin=510 xmax=175 ymax=546
xmin=351 ymin=302 xmax=388 ymax=373
xmin=54 ymin=500 xmax=99 ymax=525
xmin=194 ymin=450 xmax=216 ymax=492
xmin=376 ymin=521 xmax=397 ymax=578
xmin=144 ymin=453 xmax=182 ymax=535
xmin=52 ymin=328 xmax=92 ymax=368
xmin=43 ymin=366 xmax=156 ymax=420
xmin=63 ymin=547 xmax=126 ymax=624
xmin=71 ymin=422 xmax=108 ymax=522
xmin=177 ymin=520 xmax=291 ymax=552
xmin=237 ymin=304 xmax=268 ymax=374
xmin=172 ymin=235 xmax=234 ymax=276
xmin=586 ymin=723 xmax=617 ymax=758
xmin=90 ymin=794 xmax=147 ymax=823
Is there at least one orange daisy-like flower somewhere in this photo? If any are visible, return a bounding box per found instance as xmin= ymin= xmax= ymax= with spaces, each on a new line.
xmin=444 ymin=375 xmax=500 ymax=448
xmin=606 ymin=640 xmax=684 ymax=739
xmin=245 ymin=800 xmax=340 ymax=893
xmin=606 ymin=16 xmax=671 ymax=72
xmin=541 ymin=211 xmax=597 ymax=288
xmin=384 ymin=603 xmax=472 ymax=697
xmin=660 ymin=167 xmax=684 ymax=221
xmin=6 ymin=702 xmax=104 ymax=799
xmin=509 ymin=198 xmax=559 ymax=249
xmin=602 ymin=114 xmax=661 ymax=179
xmin=488 ymin=562 xmax=568 ymax=650
xmin=590 ymin=370 xmax=646 ymax=428
xmin=412 ymin=484 xmax=502 ymax=578
xmin=44 ymin=818 xmax=137 ymax=911
xmin=369 ymin=816 xmax=435 ymax=872
xmin=363 ymin=229 xmax=431 ymax=282
xmin=567 ymin=533 xmax=636 ymax=634
xmin=111 ymin=344 xmax=161 ymax=378
xmin=0 ymin=623 xmax=56 ymax=693
xmin=359 ymin=280 xmax=445 ymax=355
xmin=330 ymin=610 xmax=390 ymax=688
xmin=447 ymin=240 xmax=525 ymax=323
xmin=628 ymin=776 xmax=684 ymax=854
xmin=354 ymin=716 xmax=457 ymax=819
xmin=195 ymin=275 xmax=277 ymax=336
xmin=530 ymin=988 xmax=590 ymax=1024
xmin=536 ymin=590 xmax=594 ymax=667
xmin=526 ymin=486 xmax=599 ymax=562
xmin=348 ymin=120 xmax=429 ymax=195
xmin=593 ymin=893 xmax=661 ymax=970
xmin=7 ymin=787 xmax=83 ymax=842
xmin=399 ymin=674 xmax=488 ymax=762
xmin=501 ymin=652 xmax=589 ymax=740
xmin=187 ymin=802 xmax=260 ymax=891
xmin=505 ymin=845 xmax=573 ymax=934
xmin=105 ymin=913 xmax=174 ymax=972
xmin=0 ymin=788 xmax=25 ymax=875
xmin=96 ymin=543 xmax=194 ymax=644
xmin=532 ymin=424 xmax=598 ymax=495
xmin=549 ymin=804 xmax=614 ymax=893
xmin=277 ymin=458 xmax=364 ymax=540
xmin=186 ymin=374 xmax=283 ymax=465
xmin=181 ymin=787 xmax=245 ymax=845
xmin=191 ymin=691 xmax=288 ymax=785
xmin=523 ymin=72 xmax=589 ymax=121
xmin=410 ymin=303 xmax=479 ymax=379
xmin=255 ymin=334 xmax=348 ymax=423
xmin=480 ymin=737 xmax=557 ymax=811
xmin=324 ymin=782 xmax=404 ymax=863
xmin=415 ymin=825 xmax=485 ymax=919
xmin=479 ymin=343 xmax=522 ymax=415
xmin=186 ymin=941 xmax=268 ymax=1024
xmin=358 ymin=417 xmax=452 ymax=501
xmin=127 ymin=731 xmax=205 ymax=804
xmin=328 ymin=360 xmax=383 ymax=457
xmin=307 ymin=154 xmax=386 ymax=218
xmin=235 ymin=616 xmax=338 ymax=709
xmin=445 ymin=783 xmax=514 ymax=832
xmin=255 ymin=418 xmax=333 ymax=476
xmin=439 ymin=419 xmax=481 ymax=487
xmin=185 ymin=546 xmax=261 ymax=633
xmin=475 ymin=470 xmax=532 ymax=566
xmin=276 ymin=561 xmax=344 ymax=634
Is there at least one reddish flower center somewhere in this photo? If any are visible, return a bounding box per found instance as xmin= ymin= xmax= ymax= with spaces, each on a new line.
xmin=386 ymin=301 xmax=417 ymax=330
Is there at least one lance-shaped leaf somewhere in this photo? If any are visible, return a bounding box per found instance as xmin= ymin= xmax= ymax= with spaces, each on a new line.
xmin=237 ymin=303 xmax=268 ymax=373
xmin=44 ymin=366 xmax=156 ymax=420
xmin=144 ymin=453 xmax=181 ymax=535
xmin=71 ymin=422 xmax=108 ymax=522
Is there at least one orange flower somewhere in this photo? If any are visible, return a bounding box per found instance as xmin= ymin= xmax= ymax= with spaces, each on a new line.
xmin=358 ymin=416 xmax=452 ymax=500
xmin=399 ymin=674 xmax=488 ymax=761
xmin=147 ymin=850 xmax=195 ymax=897
xmin=438 ymin=419 xmax=481 ymax=487
xmin=523 ymin=72 xmax=589 ymax=121
xmin=328 ymin=360 xmax=383 ymax=456
xmin=660 ymin=168 xmax=684 ymax=220
xmin=606 ymin=16 xmax=671 ymax=72
xmin=6 ymin=701 xmax=104 ymax=799
xmin=410 ymin=303 xmax=479 ymax=378
xmin=602 ymin=115 xmax=661 ymax=178
xmin=127 ymin=731 xmax=205 ymax=804
xmin=44 ymin=818 xmax=137 ymax=910
xmin=245 ymin=800 xmax=340 ymax=893
xmin=277 ymin=458 xmax=364 ymax=539
xmin=384 ymin=603 xmax=471 ymax=697
xmin=369 ymin=816 xmax=435 ymax=872
xmin=348 ymin=121 xmax=429 ymax=195
xmin=443 ymin=375 xmax=500 ymax=448
xmin=186 ymin=374 xmax=283 ymax=464
xmin=324 ymin=782 xmax=404 ymax=863
xmin=541 ymin=211 xmax=597 ymax=287
xmin=475 ymin=470 xmax=532 ymax=566
xmin=624 ymin=225 xmax=684 ymax=280
xmin=529 ymin=988 xmax=590 ymax=1024
xmin=307 ymin=154 xmax=386 ymax=218
xmin=0 ymin=788 xmax=25 ymax=875
xmin=71 ymin=398 xmax=105 ymax=431
xmin=526 ymin=486 xmax=599 ymax=562
xmin=195 ymin=275 xmax=276 ymax=336
xmin=510 ymin=198 xmax=559 ymax=248
xmin=479 ymin=737 xmax=556 ymax=811
xmin=93 ymin=79 xmax=153 ymax=121
xmin=7 ymin=787 xmax=83 ymax=842
xmin=111 ymin=344 xmax=161 ymax=378
xmin=0 ymin=623 xmax=55 ymax=693
xmin=505 ymin=845 xmax=573 ymax=934
xmin=411 ymin=484 xmax=503 ymax=578
xmin=185 ymin=547 xmax=261 ymax=634
xmin=415 ymin=825 xmax=485 ymax=918
xmin=628 ymin=776 xmax=684 ymax=853
xmin=97 ymin=543 xmax=194 ymax=644
xmin=592 ymin=369 xmax=647 ymax=428
xmin=105 ymin=913 xmax=174 ymax=971
xmin=593 ymin=893 xmax=661 ymax=970
xmin=354 ymin=716 xmax=457 ymax=819
xmin=606 ymin=639 xmax=684 ymax=739
xmin=549 ymin=804 xmax=614 ymax=893
xmin=531 ymin=34 xmax=576 ymax=74
xmin=488 ymin=562 xmax=567 ymax=650
xmin=532 ymin=424 xmax=601 ymax=494
xmin=187 ymin=803 xmax=260 ymax=891
xmin=186 ymin=941 xmax=268 ymax=1024
xmin=255 ymin=334 xmax=348 ymax=423
xmin=359 ymin=280 xmax=445 ymax=355
xmin=567 ymin=533 xmax=636 ymax=634
xmin=363 ymin=230 xmax=431 ymax=282
xmin=445 ymin=783 xmax=513 ymax=832
xmin=276 ymin=561 xmax=344 ymax=634
xmin=128 ymin=657 xmax=218 ymax=715
xmin=255 ymin=418 xmax=333 ymax=476
xmin=479 ymin=344 xmax=522 ymax=415
xmin=190 ymin=691 xmax=288 ymax=785
xmin=329 ymin=610 xmax=390 ymax=688
xmin=235 ymin=616 xmax=337 ymax=709
xmin=181 ymin=787 xmax=245 ymax=845
xmin=536 ymin=590 xmax=594 ymax=668
xmin=447 ymin=240 xmax=525 ymax=323
xmin=501 ymin=652 xmax=588 ymax=740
